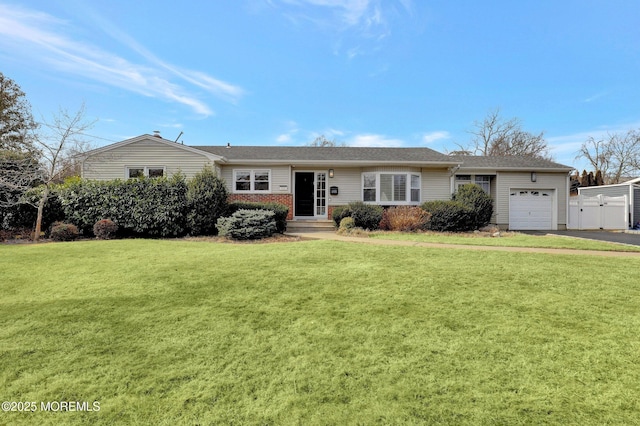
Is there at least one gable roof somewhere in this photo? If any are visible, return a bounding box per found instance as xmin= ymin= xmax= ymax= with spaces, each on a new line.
xmin=82 ymin=134 xmax=223 ymax=161
xmin=451 ymin=155 xmax=573 ymax=172
xmin=193 ymin=145 xmax=459 ymax=166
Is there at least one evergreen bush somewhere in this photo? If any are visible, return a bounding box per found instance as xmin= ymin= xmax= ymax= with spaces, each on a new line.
xmin=421 ymin=200 xmax=474 ymax=232
xmin=227 ymin=201 xmax=289 ymax=233
xmin=452 ymin=184 xmax=494 ymax=229
xmin=339 ymin=216 xmax=355 ymax=231
xmin=331 ymin=205 xmax=351 ymax=228
xmin=334 ymin=202 xmax=383 ymax=230
xmin=216 ymin=209 xmax=277 ymax=240
xmin=186 ymin=166 xmax=228 ymax=235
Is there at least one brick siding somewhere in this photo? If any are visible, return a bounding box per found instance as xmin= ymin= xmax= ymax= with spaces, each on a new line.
xmin=229 ymin=193 xmax=294 ymax=220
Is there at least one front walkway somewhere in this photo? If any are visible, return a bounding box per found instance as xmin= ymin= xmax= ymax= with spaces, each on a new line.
xmin=286 ymin=232 xmax=640 ymax=258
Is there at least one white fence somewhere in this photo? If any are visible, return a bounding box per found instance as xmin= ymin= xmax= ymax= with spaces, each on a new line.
xmin=568 ymin=195 xmax=628 ymax=230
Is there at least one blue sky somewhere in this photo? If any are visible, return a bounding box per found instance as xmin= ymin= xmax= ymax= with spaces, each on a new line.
xmin=1 ymin=0 xmax=639 ymax=171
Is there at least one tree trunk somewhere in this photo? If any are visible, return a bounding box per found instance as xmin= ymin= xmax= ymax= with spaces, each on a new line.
xmin=34 ymin=185 xmax=49 ymax=242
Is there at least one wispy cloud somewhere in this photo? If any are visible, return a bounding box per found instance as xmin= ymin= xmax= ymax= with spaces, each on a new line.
xmin=275 ymin=120 xmax=300 ymax=144
xmin=268 ymin=0 xmax=412 ymax=56
xmin=349 ymin=133 xmax=404 ymax=147
xmin=0 ymin=3 xmax=244 ymax=116
xmin=422 ymin=131 xmax=450 ymax=144
xmin=582 ymin=91 xmax=610 ymax=103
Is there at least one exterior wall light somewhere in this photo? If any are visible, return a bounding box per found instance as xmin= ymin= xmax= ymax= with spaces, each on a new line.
xmin=329 ymin=169 xmax=334 ymax=178
xmin=531 ymin=172 xmax=537 ymax=182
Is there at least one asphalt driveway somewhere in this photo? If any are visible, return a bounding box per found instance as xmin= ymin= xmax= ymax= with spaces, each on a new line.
xmin=522 ymin=230 xmax=640 ymax=247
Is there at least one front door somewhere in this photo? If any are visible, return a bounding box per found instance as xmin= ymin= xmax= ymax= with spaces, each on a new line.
xmin=295 ymin=172 xmax=315 ymax=216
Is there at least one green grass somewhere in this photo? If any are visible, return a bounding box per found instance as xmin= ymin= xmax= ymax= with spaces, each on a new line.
xmin=2 ymin=239 xmax=640 ymax=425
xmin=370 ymin=230 xmax=640 ymax=251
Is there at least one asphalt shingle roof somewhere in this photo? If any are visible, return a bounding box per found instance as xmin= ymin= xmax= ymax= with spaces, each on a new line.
xmin=192 ymin=146 xmax=455 ymax=163
xmin=190 ymin=145 xmax=573 ymax=170
xmin=450 ymin=155 xmax=572 ymax=170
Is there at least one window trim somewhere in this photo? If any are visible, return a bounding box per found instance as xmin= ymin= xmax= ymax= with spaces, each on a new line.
xmin=362 ymin=172 xmax=421 ymax=205
xmin=233 ymin=169 xmax=272 ymax=193
xmin=126 ymin=166 xmax=166 ymax=179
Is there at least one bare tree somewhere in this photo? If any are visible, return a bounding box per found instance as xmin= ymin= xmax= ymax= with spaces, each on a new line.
xmin=462 ymin=109 xmax=552 ymax=159
xmin=577 ymin=130 xmax=640 ymax=184
xmin=307 ymin=135 xmax=345 ymax=147
xmin=32 ymin=104 xmax=95 ymax=240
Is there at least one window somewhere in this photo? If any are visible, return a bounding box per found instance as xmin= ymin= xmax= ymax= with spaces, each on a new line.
xmin=456 ymin=174 xmax=491 ymax=195
xmin=127 ymin=166 xmax=165 ymax=179
xmin=234 ymin=169 xmax=271 ymax=192
xmin=363 ymin=173 xmax=376 ymax=201
xmin=455 ymin=175 xmax=471 ymax=191
xmin=362 ymin=172 xmax=421 ymax=204
xmin=475 ymin=175 xmax=490 ymax=194
xmin=411 ymin=174 xmax=421 ymax=202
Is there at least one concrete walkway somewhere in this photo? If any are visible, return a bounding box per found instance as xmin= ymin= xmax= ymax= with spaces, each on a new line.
xmin=286 ymin=232 xmax=640 ymax=258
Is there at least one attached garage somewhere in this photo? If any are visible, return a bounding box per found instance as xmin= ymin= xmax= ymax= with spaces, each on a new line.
xmin=509 ymin=189 xmax=555 ymax=230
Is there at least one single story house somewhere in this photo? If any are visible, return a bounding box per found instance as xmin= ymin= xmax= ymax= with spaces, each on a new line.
xmin=80 ymin=134 xmax=573 ymax=230
xmin=578 ymin=177 xmax=640 ymax=228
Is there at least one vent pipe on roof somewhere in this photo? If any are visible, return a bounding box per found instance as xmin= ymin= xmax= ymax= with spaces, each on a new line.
xmin=226 ymin=142 xmax=231 ymax=148
xmin=153 ymin=130 xmax=161 ymax=138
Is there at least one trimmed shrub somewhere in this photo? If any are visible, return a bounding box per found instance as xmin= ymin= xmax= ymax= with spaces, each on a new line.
xmin=50 ymin=222 xmax=79 ymax=241
xmin=334 ymin=202 xmax=383 ymax=230
xmin=216 ymin=209 xmax=277 ymax=240
xmin=227 ymin=201 xmax=289 ymax=233
xmin=421 ymin=200 xmax=474 ymax=232
xmin=380 ymin=206 xmax=431 ymax=232
xmin=93 ymin=218 xmax=118 ymax=240
xmin=331 ymin=205 xmax=351 ymax=228
xmin=186 ymin=166 xmax=228 ymax=235
xmin=452 ymin=184 xmax=494 ymax=229
xmin=339 ymin=216 xmax=355 ymax=231
xmin=350 ymin=202 xmax=383 ymax=230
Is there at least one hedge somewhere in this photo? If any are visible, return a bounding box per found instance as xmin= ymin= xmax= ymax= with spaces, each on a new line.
xmin=59 ymin=175 xmax=189 ymax=237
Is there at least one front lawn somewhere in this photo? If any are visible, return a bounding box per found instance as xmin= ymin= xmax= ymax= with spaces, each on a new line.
xmin=1 ymin=240 xmax=640 ymax=424
xmin=370 ymin=230 xmax=640 ymax=252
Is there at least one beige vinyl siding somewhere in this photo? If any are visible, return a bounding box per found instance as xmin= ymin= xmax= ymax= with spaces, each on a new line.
xmin=421 ymin=168 xmax=451 ymax=201
xmin=327 ymin=167 xmax=361 ymax=205
xmin=83 ymin=139 xmax=213 ymax=180
xmin=495 ymin=172 xmax=568 ymax=228
xmin=220 ymin=165 xmax=290 ymax=193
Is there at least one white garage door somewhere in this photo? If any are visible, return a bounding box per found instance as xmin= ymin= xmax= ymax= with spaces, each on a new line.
xmin=509 ymin=189 xmax=554 ymax=230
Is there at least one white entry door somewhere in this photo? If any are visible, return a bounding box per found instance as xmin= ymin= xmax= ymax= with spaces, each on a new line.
xmin=509 ymin=189 xmax=554 ymax=230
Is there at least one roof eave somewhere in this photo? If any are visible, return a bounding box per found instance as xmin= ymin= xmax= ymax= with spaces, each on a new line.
xmin=459 ymin=166 xmax=574 ymax=172
xmin=221 ymin=159 xmax=459 ymax=167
